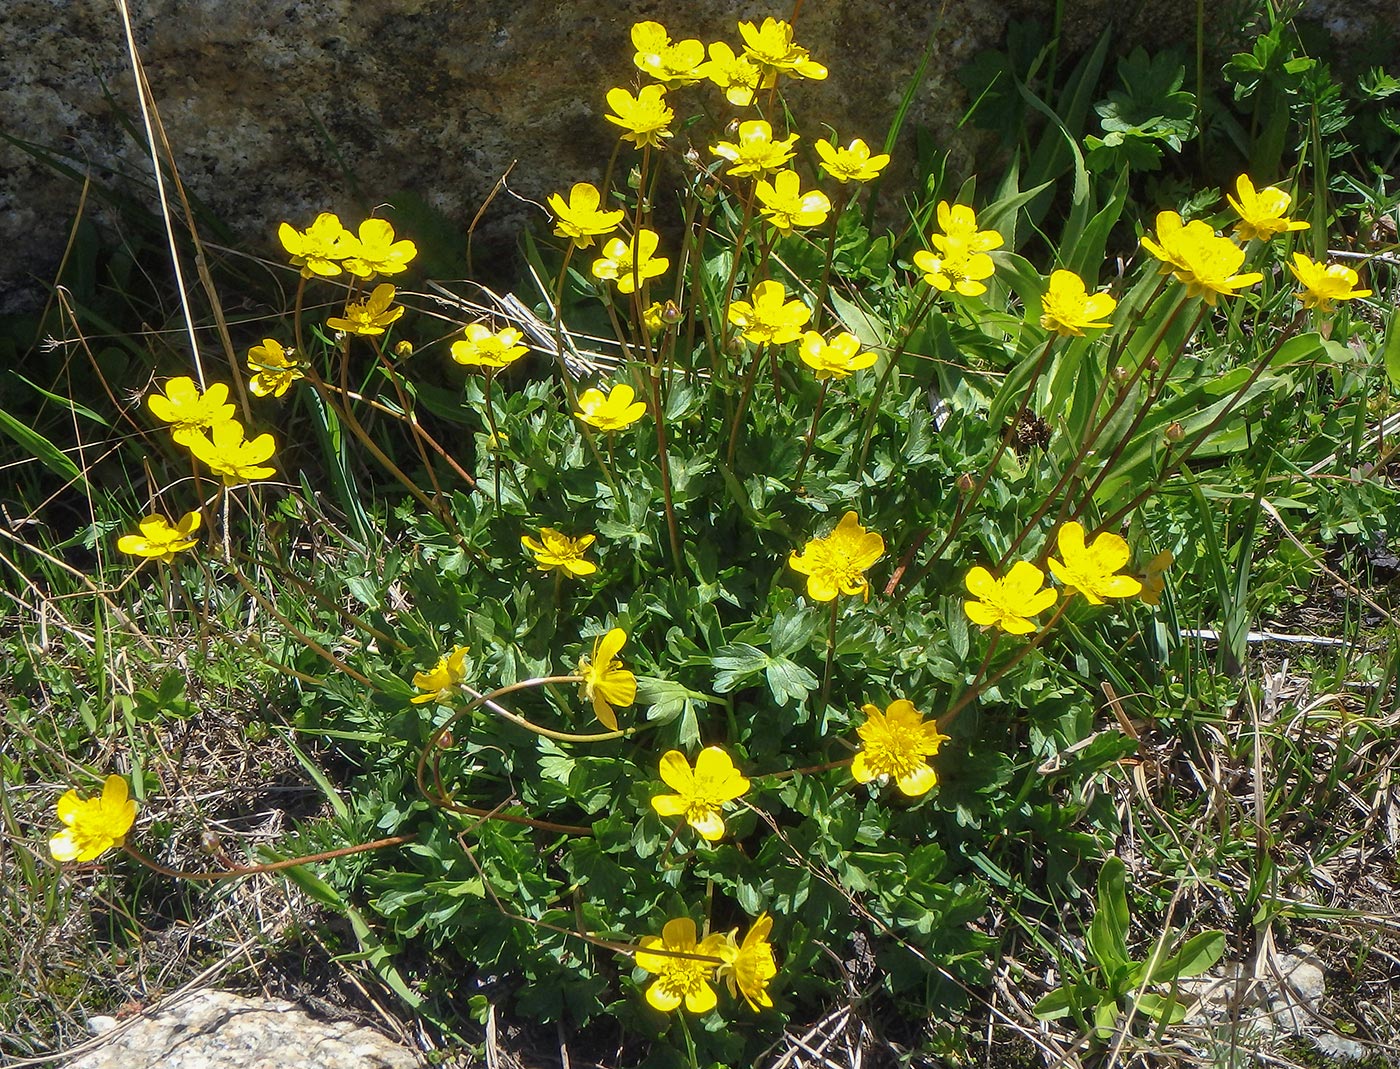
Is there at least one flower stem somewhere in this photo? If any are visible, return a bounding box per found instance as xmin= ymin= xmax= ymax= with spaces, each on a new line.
xmin=725 ymin=343 xmax=767 ymax=466
xmin=997 ymin=293 xmax=1193 ymax=569
xmin=482 ymin=369 xmax=503 ymax=505
xmin=121 ymin=834 xmax=416 ymax=882
xmin=793 ymin=379 xmax=831 ymax=486
xmin=818 ymin=598 xmax=840 ymax=717
xmin=855 ymin=286 xmax=939 ymax=474
xmin=676 ymin=1009 xmax=700 ymax=1069
xmin=812 ymin=186 xmax=853 ymax=331
xmin=939 ymin=602 xmax=1068 ymax=732
xmin=415 ymin=675 xmax=633 ymax=823
xmin=646 ymin=370 xmax=685 ymax=571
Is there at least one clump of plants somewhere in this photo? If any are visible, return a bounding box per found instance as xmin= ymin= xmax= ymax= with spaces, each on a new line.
xmin=38 ymin=11 xmax=1386 ymax=1065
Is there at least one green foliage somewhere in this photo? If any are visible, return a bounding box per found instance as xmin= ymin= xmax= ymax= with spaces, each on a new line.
xmin=1033 ymin=857 xmax=1225 ymax=1037
xmin=1086 ymin=49 xmax=1197 ymax=173
xmin=10 ymin=7 xmax=1400 ymax=1066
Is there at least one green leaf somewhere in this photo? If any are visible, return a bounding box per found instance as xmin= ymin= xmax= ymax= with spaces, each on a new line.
xmin=1384 ymin=311 xmax=1400 ymax=390
xmin=713 ymin=643 xmax=768 ymax=694
xmin=765 ymin=657 xmax=819 ymax=706
xmin=1032 ymin=985 xmax=1076 ymax=1021
xmin=12 ymin=372 xmax=109 ymax=425
xmin=0 ymin=404 xmax=85 ymax=487
xmin=1144 ymin=929 xmax=1226 ymax=982
xmin=770 ymin=603 xmax=818 ymax=656
xmin=1093 ymin=997 xmax=1119 ymax=1039
xmin=1134 ymin=991 xmax=1188 ymax=1024
xmin=1088 ymin=857 xmax=1130 ymax=973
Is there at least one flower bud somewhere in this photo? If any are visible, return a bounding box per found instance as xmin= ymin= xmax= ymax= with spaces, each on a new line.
xmin=1165 ymin=422 xmax=1184 ymax=443
xmin=661 ymin=300 xmax=683 ymax=325
xmin=1111 ymin=365 xmax=1131 ymax=383
xmin=956 ymin=473 xmax=976 ymax=493
xmin=1146 ymin=357 xmax=1160 ymax=372
xmin=200 ymin=831 xmax=222 ymax=855
xmin=394 ymin=340 xmax=414 ymax=357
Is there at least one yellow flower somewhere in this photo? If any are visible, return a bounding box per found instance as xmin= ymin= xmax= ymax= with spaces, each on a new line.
xmin=642 ymin=301 xmax=666 ymax=335
xmin=326 ymin=283 xmax=404 ymax=337
xmin=278 ymin=212 xmax=353 ymax=278
xmin=797 ymin=331 xmax=878 ymax=380
xmin=591 ymin=229 xmax=669 ymax=294
xmin=117 ymin=511 xmax=201 ymax=562
xmin=631 ymin=21 xmax=705 ymax=85
xmin=49 ymin=775 xmax=137 ymax=862
xmin=604 ymin=84 xmax=674 ymax=149
xmin=1141 ymin=211 xmax=1262 ymax=305
xmin=727 ymin=280 xmax=811 ymax=346
xmin=717 ymin=913 xmax=778 ymax=1011
xmin=709 ymin=119 xmax=798 ymax=178
xmin=697 ymin=41 xmax=762 ymax=106
xmin=1138 ymin=550 xmax=1174 ymax=607
xmin=755 ymin=169 xmax=831 ymax=232
xmin=450 ymin=323 xmax=528 ymax=369
xmin=815 ymin=137 xmax=890 ymax=183
xmin=650 ymin=747 xmax=750 ymax=842
xmin=187 ymin=420 xmax=277 ymax=486
xmin=246 ymin=339 xmax=304 ymax=398
xmin=147 ymin=376 xmax=236 ymax=447
xmin=1046 ymin=521 xmax=1143 ymax=605
xmin=931 ymin=202 xmax=1003 ymax=254
xmin=913 ymin=241 xmax=996 ymax=297
xmin=788 ymin=511 xmax=885 ymax=602
xmin=341 ymin=218 xmax=417 ymax=279
xmin=1039 ymin=270 xmax=1118 ymax=336
xmin=635 ymin=917 xmax=727 ymax=1014
xmin=1227 ymin=175 xmax=1309 ymax=242
xmin=548 ymin=182 xmax=625 ymax=248
xmin=852 ymin=699 xmax=950 ymax=797
xmin=574 ymin=383 xmax=647 ymax=432
xmin=737 ymin=17 xmax=827 ymax=84
xmin=577 ymin=627 xmax=636 ymax=731
xmin=1289 ymin=252 xmax=1372 ymax=312
xmin=521 ymin=528 xmax=597 ymax=578
xmin=963 ymin=561 xmax=1057 ymax=635
xmin=410 ymin=645 xmax=470 ymax=705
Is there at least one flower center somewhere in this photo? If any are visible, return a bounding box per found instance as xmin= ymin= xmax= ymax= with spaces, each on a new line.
xmin=866 ymin=722 xmax=929 ymax=781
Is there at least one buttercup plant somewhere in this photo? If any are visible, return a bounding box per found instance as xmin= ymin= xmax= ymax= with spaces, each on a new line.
xmin=46 ymin=11 xmax=1393 ymax=1064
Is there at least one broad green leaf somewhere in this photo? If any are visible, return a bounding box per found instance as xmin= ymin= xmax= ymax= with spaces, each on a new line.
xmin=1134 ymin=991 xmax=1188 ymax=1024
xmin=1093 ymin=997 xmax=1119 ymax=1039
xmin=1088 ymin=857 xmax=1130 ymax=972
xmin=1032 ymin=985 xmax=1076 ymax=1021
xmin=1144 ymin=929 xmax=1226 ymax=982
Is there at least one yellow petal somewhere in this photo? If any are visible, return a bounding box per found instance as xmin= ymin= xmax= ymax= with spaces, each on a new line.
xmin=964 ymin=566 xmax=997 ymax=599
xmin=49 ymin=829 xmax=81 ymax=861
xmin=897 ymin=763 xmax=938 ymax=796
xmin=54 ymin=788 xmax=82 ymax=825
xmin=646 ymin=981 xmax=683 ymax=1012
xmin=963 ymin=600 xmax=1000 ymax=627
xmin=651 ymin=793 xmax=688 ymax=816
xmin=690 ymin=810 xmax=726 ymax=840
xmin=684 ymin=982 xmax=718 ymax=1014
xmin=591 ymin=695 xmax=620 ymax=732
xmin=851 ymin=752 xmax=876 ymax=783
xmin=658 ymin=750 xmax=694 ymax=793
xmin=595 ymin=627 xmax=627 ymax=665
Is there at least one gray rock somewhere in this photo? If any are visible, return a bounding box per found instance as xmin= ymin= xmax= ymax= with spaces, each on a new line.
xmin=68 ymin=989 xmax=419 ymax=1069
xmin=3 ymin=0 xmax=1397 ymax=314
